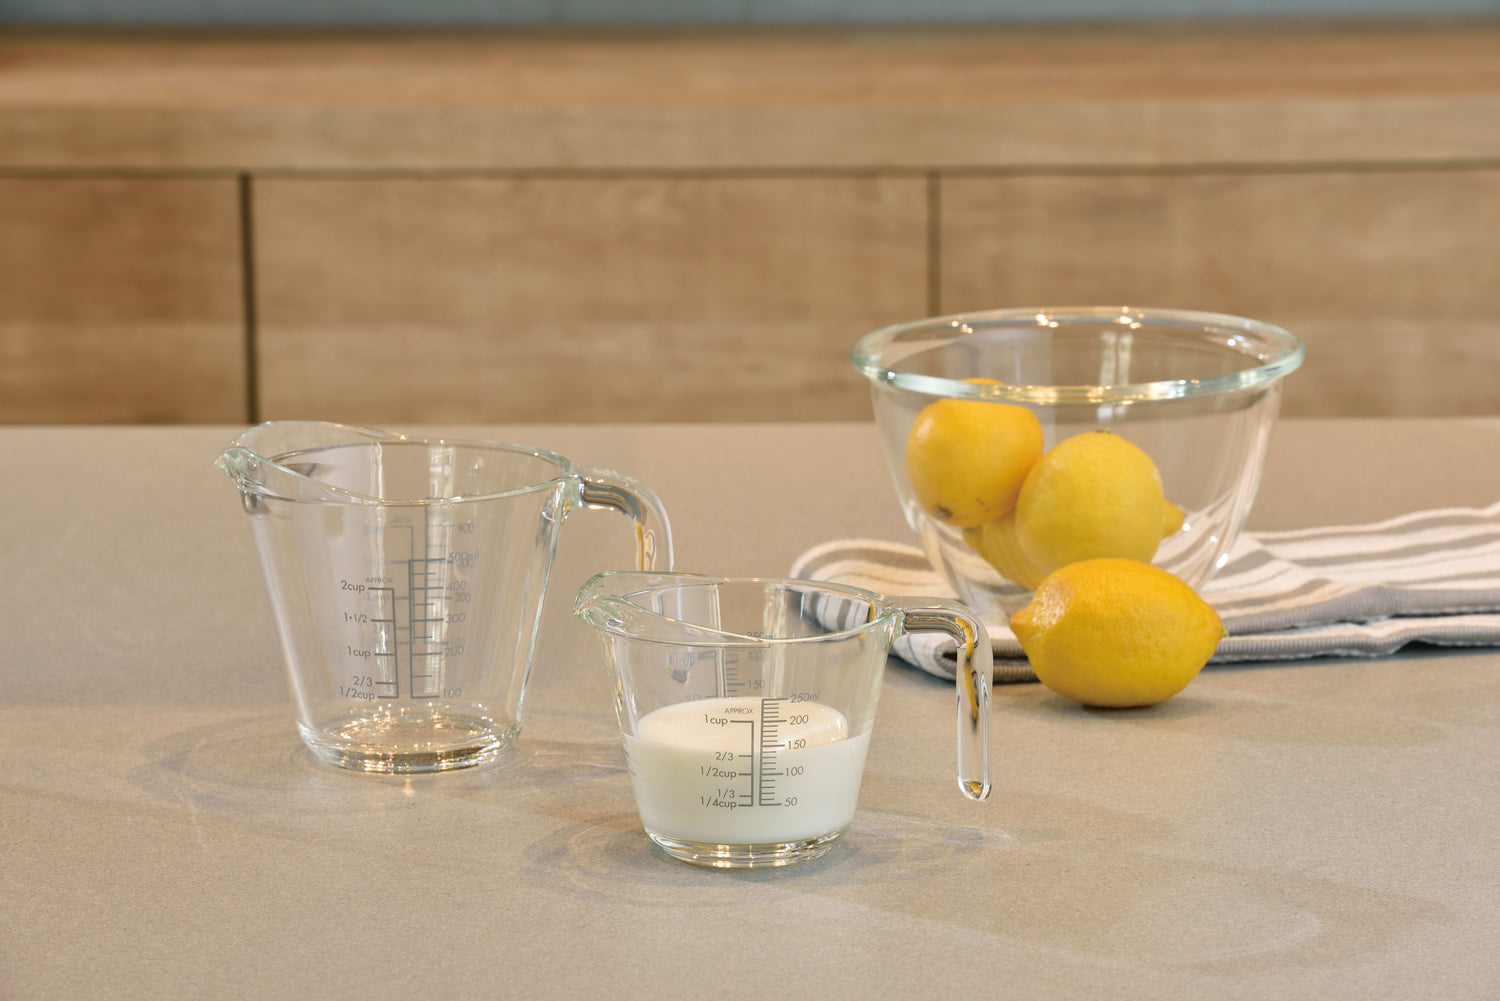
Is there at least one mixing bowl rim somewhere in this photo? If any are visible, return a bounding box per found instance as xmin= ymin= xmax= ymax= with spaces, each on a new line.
xmin=851 ymin=305 xmax=1306 ymax=405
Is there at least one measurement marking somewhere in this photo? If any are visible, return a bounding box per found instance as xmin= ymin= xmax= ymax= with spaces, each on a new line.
xmin=407 ymin=531 xmax=434 ymax=699
xmin=720 ymin=653 xmax=740 ymax=699
xmin=758 ymin=698 xmax=786 ymax=807
xmin=367 ymin=586 xmax=399 ymax=698
xmin=348 ymin=521 xmax=477 ymax=704
xmin=371 ymin=651 xmax=399 ymax=698
xmin=725 ymin=719 xmax=756 ymax=807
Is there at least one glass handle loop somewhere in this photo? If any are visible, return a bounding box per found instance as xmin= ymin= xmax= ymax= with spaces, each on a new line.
xmin=576 ymin=469 xmax=675 ymax=572
xmin=887 ymin=597 xmax=992 ymax=802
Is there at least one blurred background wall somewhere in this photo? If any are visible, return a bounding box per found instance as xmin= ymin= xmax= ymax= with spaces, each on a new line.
xmin=2 ymin=3 xmax=1498 ymax=423
xmin=5 ymin=0 xmax=1498 ymax=23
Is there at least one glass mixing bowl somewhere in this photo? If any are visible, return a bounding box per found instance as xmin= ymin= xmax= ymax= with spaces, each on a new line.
xmin=851 ymin=306 xmax=1305 ymax=621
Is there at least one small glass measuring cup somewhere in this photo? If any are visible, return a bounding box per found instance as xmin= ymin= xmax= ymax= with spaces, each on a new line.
xmin=218 ymin=421 xmax=672 ymax=774
xmin=574 ymin=572 xmax=991 ymax=868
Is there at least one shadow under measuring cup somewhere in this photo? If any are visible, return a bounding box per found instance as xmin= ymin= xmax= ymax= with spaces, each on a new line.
xmin=217 ymin=421 xmax=672 ymax=774
xmin=574 ymin=572 xmax=991 ymax=868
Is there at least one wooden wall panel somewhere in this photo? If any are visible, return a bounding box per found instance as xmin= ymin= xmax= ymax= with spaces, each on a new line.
xmin=937 ymin=170 xmax=1500 ymax=417
xmin=0 ymin=178 xmax=245 ymax=423
xmin=4 ymin=29 xmax=1498 ymax=171
xmin=5 ymin=30 xmax=1499 ymax=424
xmin=254 ymin=175 xmax=928 ymax=423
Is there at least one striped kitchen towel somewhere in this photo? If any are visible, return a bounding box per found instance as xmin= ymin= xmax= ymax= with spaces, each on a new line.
xmin=790 ymin=499 xmax=1500 ymax=683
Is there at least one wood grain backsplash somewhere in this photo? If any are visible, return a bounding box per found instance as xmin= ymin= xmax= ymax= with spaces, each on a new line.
xmin=2 ymin=24 xmax=1497 ymax=423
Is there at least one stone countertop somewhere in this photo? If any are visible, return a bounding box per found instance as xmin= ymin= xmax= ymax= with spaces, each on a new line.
xmin=1 ymin=418 xmax=1497 ymax=998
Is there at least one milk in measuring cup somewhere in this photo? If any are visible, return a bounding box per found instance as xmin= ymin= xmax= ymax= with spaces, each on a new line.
xmin=622 ymin=697 xmax=871 ymax=845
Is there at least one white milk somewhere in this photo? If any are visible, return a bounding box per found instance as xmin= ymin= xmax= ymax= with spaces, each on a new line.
xmin=622 ymin=696 xmax=871 ymax=845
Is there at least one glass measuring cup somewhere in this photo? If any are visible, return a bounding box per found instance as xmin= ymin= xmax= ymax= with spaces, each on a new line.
xmin=218 ymin=421 xmax=672 ymax=774
xmin=574 ymin=572 xmax=991 ymax=868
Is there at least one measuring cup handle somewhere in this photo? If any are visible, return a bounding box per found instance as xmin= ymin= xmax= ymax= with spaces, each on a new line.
xmin=576 ymin=469 xmax=675 ymax=572
xmin=885 ymin=596 xmax=992 ymax=802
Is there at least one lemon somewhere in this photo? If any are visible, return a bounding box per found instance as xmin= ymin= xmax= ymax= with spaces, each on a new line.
xmin=1161 ymin=500 xmax=1186 ymax=538
xmin=1009 ymin=558 xmax=1224 ymax=708
xmin=964 ymin=514 xmax=1048 ymax=590
xmin=1014 ymin=430 xmax=1165 ymax=577
xmin=904 ymin=386 xmax=1043 ymax=528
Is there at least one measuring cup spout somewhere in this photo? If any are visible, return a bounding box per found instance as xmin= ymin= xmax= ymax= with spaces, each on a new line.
xmin=215 ymin=443 xmax=307 ymax=508
xmin=215 ymin=421 xmax=409 ymax=507
xmin=573 ymin=572 xmax=746 ymax=646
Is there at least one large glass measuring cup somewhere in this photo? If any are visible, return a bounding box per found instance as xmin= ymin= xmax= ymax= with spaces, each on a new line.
xmin=218 ymin=422 xmax=672 ymax=774
xmin=574 ymin=572 xmax=991 ymax=868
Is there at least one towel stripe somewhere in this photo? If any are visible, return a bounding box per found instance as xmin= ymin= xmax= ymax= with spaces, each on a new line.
xmin=791 ymin=502 xmax=1500 ymax=683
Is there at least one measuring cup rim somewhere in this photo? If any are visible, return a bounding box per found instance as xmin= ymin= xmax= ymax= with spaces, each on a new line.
xmin=573 ymin=570 xmax=902 ymax=647
xmin=219 ymin=420 xmax=581 ymax=506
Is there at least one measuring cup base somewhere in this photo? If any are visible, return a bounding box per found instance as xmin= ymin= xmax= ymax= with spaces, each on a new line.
xmin=647 ymin=829 xmax=847 ymax=869
xmin=297 ymin=713 xmax=519 ymax=774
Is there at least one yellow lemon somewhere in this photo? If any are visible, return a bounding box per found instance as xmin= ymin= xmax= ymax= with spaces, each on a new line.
xmin=964 ymin=514 xmax=1048 ymax=590
xmin=1161 ymin=500 xmax=1186 ymax=538
xmin=904 ymin=387 xmax=1043 ymax=528
xmin=1014 ymin=430 xmax=1165 ymax=576
xmin=1009 ymin=558 xmax=1224 ymax=708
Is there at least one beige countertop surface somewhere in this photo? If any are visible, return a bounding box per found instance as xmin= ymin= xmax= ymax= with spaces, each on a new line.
xmin=2 ymin=418 xmax=1498 ymax=999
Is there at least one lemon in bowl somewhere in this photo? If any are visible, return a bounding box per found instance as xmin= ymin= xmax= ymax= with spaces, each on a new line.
xmin=852 ymin=306 xmax=1304 ymax=623
xmin=904 ymin=384 xmax=1043 ymax=528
